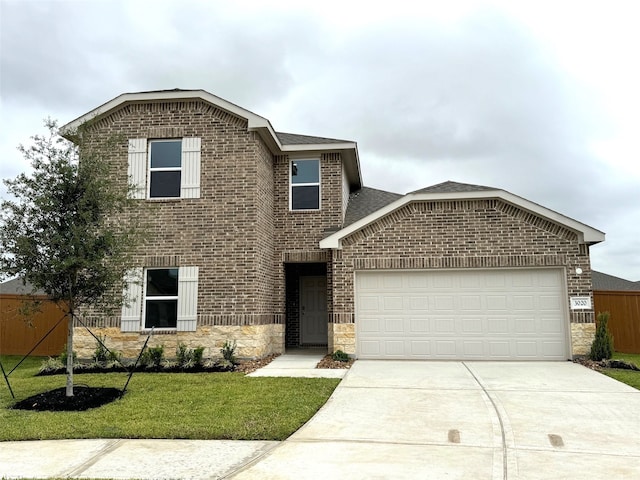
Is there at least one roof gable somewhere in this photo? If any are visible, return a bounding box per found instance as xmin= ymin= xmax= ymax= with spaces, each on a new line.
xmin=320 ymin=181 xmax=605 ymax=249
xmin=410 ymin=180 xmax=497 ymax=194
xmin=61 ymin=89 xmax=362 ymax=189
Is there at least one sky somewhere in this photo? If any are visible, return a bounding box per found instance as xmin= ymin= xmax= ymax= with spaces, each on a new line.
xmin=1 ymin=0 xmax=639 ymax=281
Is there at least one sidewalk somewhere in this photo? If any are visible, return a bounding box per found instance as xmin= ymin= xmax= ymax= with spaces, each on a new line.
xmin=248 ymin=348 xmax=348 ymax=379
xmin=0 ymin=350 xmax=349 ymax=479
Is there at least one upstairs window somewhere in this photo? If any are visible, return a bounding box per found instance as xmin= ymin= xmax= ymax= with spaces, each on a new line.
xmin=144 ymin=268 xmax=179 ymax=328
xmin=149 ymin=140 xmax=182 ymax=198
xmin=128 ymin=137 xmax=201 ymax=199
xmin=290 ymin=159 xmax=320 ymax=210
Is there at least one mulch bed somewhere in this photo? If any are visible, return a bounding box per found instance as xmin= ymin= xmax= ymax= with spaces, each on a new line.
xmin=316 ymin=355 xmax=354 ymax=369
xmin=12 ymin=386 xmax=123 ymax=412
xmin=235 ymin=354 xmax=280 ymax=374
xmin=15 ymin=353 xmax=348 ymax=413
xmin=574 ymin=357 xmax=640 ymax=371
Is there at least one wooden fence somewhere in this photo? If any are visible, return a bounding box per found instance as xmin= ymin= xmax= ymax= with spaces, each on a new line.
xmin=0 ymin=295 xmax=68 ymax=356
xmin=593 ymin=290 xmax=640 ymax=354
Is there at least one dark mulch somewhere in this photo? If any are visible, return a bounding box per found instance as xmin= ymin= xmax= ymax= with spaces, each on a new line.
xmin=12 ymin=386 xmax=123 ymax=412
xmin=316 ymin=355 xmax=354 ymax=369
xmin=574 ymin=357 xmax=640 ymax=371
xmin=235 ymin=354 xmax=280 ymax=374
xmin=37 ymin=362 xmax=235 ymax=376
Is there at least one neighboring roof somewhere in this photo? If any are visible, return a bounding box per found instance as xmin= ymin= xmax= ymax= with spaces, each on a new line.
xmin=0 ymin=277 xmax=44 ymax=295
xmin=344 ymin=187 xmax=403 ymax=227
xmin=320 ymin=180 xmax=606 ymax=249
xmin=61 ymin=89 xmax=362 ymax=190
xmin=592 ymin=271 xmax=640 ymax=291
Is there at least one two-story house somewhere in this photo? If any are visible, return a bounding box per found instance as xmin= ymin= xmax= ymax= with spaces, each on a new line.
xmin=62 ymin=89 xmax=604 ymax=360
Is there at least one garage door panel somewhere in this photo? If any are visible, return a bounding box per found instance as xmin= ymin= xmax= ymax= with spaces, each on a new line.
xmin=486 ymin=295 xmax=508 ymax=310
xmin=462 ymin=341 xmax=484 ymax=356
xmin=435 ymin=318 xmax=456 ymax=333
xmin=513 ymin=295 xmax=535 ymax=310
xmin=359 ymin=317 xmax=381 ymax=333
xmin=384 ymin=318 xmax=404 ymax=333
xmin=410 ymin=340 xmax=431 ymax=355
xmin=356 ymin=269 xmax=568 ymax=360
xmin=382 ymin=274 xmax=403 ymax=289
xmin=383 ymin=296 xmax=403 ymax=311
xmin=409 ymin=318 xmax=429 ymax=332
xmin=435 ymin=341 xmax=457 ymax=355
xmin=359 ymin=295 xmax=380 ymax=311
xmin=488 ymin=318 xmax=510 ymax=333
xmin=434 ymin=296 xmax=455 ymax=310
xmin=409 ymin=296 xmax=429 ymax=310
xmin=461 ymin=318 xmax=483 ymax=333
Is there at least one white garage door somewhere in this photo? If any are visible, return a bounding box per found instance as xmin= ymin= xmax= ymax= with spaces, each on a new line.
xmin=356 ymin=269 xmax=569 ymax=360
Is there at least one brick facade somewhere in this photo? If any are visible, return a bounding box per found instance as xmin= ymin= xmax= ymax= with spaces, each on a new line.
xmin=68 ymin=92 xmax=599 ymax=360
xmin=74 ymin=99 xmax=346 ymax=358
xmin=330 ymin=198 xmax=595 ymax=355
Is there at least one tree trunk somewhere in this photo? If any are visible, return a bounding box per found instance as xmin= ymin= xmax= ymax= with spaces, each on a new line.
xmin=65 ymin=311 xmax=74 ymax=397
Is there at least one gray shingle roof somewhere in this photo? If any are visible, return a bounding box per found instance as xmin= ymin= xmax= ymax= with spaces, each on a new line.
xmin=0 ymin=277 xmax=44 ymax=295
xmin=344 ymin=187 xmax=403 ymax=227
xmin=410 ymin=180 xmax=498 ymax=194
xmin=592 ymin=271 xmax=640 ymax=291
xmin=276 ymin=132 xmax=353 ymax=145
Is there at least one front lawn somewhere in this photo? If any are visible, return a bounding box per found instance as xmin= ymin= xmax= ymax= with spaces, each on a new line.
xmin=601 ymin=352 xmax=640 ymax=390
xmin=0 ymin=356 xmax=339 ymax=441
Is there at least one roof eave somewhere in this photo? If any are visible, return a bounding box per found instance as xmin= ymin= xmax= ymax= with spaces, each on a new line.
xmin=60 ymin=89 xmax=272 ymax=139
xmin=319 ymin=190 xmax=605 ymax=249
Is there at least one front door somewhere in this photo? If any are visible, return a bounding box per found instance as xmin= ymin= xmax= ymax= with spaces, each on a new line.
xmin=300 ymin=276 xmax=328 ymax=345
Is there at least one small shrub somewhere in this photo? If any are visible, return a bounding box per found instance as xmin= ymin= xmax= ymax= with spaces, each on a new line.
xmin=332 ymin=350 xmax=349 ymax=362
xmin=192 ymin=346 xmax=205 ymax=366
xmin=39 ymin=356 xmax=64 ymax=374
xmin=58 ymin=345 xmax=77 ymax=366
xmin=141 ymin=345 xmax=165 ymax=367
xmin=221 ymin=340 xmax=237 ymax=364
xmin=176 ymin=343 xmax=206 ymax=367
xmin=590 ymin=311 xmax=614 ymax=361
xmin=176 ymin=343 xmax=190 ymax=366
xmin=93 ymin=335 xmax=109 ymax=363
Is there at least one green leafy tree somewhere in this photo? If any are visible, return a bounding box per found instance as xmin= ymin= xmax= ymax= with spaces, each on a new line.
xmin=0 ymin=119 xmax=144 ymax=396
xmin=590 ymin=311 xmax=614 ymax=361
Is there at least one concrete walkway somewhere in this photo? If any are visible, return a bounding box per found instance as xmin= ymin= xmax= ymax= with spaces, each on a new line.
xmin=248 ymin=348 xmax=348 ymax=378
xmin=0 ymin=350 xmax=346 ymax=479
xmin=2 ymin=361 xmax=639 ymax=479
xmin=233 ymin=361 xmax=640 ymax=479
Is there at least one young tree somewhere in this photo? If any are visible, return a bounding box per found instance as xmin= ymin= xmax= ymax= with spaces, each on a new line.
xmin=590 ymin=311 xmax=614 ymax=361
xmin=0 ymin=119 xmax=144 ymax=396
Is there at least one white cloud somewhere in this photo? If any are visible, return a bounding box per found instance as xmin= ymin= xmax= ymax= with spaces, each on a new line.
xmin=1 ymin=0 xmax=639 ymax=280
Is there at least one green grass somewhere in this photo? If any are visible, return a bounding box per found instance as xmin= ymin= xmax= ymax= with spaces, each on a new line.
xmin=601 ymin=352 xmax=640 ymax=390
xmin=0 ymin=356 xmax=339 ymax=441
xmin=612 ymin=351 xmax=640 ymax=367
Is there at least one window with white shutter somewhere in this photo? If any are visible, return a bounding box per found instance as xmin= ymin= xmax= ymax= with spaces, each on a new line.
xmin=177 ymin=266 xmax=198 ymax=331
xmin=127 ymin=137 xmax=200 ymax=200
xmin=121 ymin=268 xmax=143 ymax=332
xmin=128 ymin=139 xmax=147 ymax=199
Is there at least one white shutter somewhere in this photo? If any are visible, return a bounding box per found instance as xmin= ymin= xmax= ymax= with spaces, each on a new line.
xmin=177 ymin=266 xmax=198 ymax=331
xmin=128 ymin=139 xmax=147 ymax=199
xmin=181 ymin=137 xmax=201 ymax=198
xmin=121 ymin=268 xmax=143 ymax=332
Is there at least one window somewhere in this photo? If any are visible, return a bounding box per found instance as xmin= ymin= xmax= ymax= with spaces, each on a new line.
xmin=121 ymin=266 xmax=199 ymax=332
xmin=127 ymin=137 xmax=201 ymax=199
xmin=149 ymin=140 xmax=182 ymax=198
xmin=144 ymin=268 xmax=179 ymax=328
xmin=290 ymin=159 xmax=320 ymax=210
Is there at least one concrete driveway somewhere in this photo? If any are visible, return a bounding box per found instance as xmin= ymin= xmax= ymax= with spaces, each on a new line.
xmin=233 ymin=361 xmax=640 ymax=479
